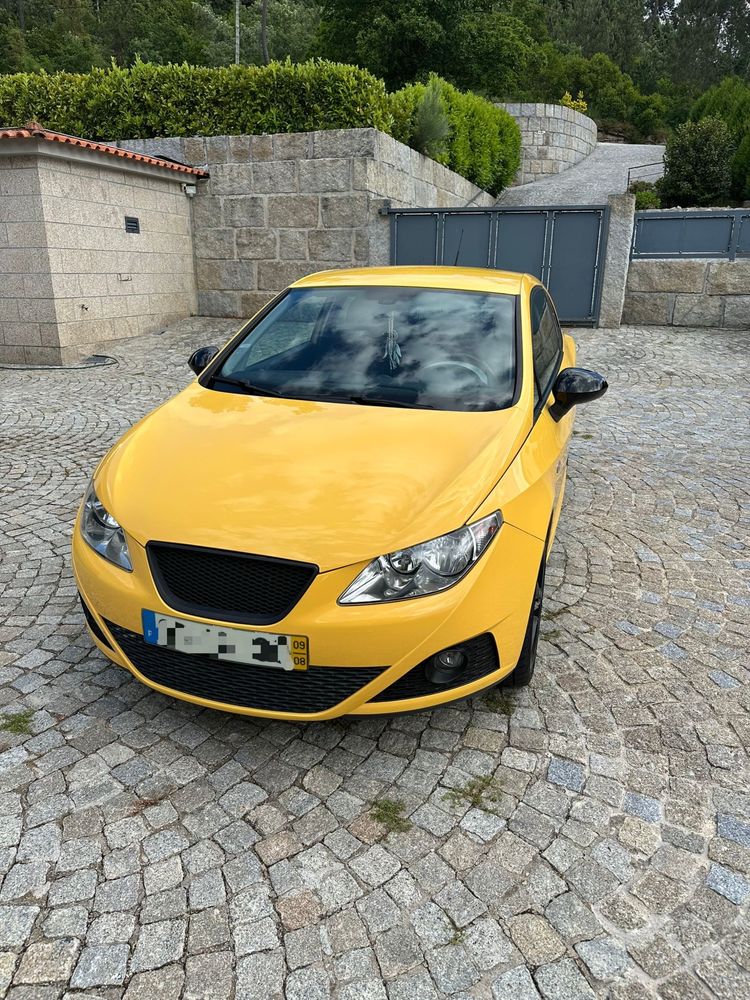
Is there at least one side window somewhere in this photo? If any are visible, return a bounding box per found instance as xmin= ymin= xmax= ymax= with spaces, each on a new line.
xmin=530 ymin=286 xmax=562 ymax=411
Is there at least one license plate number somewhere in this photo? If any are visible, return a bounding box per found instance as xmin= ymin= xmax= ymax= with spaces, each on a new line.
xmin=142 ymin=610 xmax=308 ymax=671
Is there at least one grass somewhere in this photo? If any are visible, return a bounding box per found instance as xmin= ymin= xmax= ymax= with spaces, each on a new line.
xmin=0 ymin=708 xmax=35 ymax=735
xmin=371 ymin=798 xmax=412 ymax=836
xmin=444 ymin=774 xmax=503 ymax=811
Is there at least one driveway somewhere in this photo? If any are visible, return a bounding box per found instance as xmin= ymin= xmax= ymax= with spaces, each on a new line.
xmin=498 ymin=143 xmax=664 ymax=205
xmin=0 ymin=318 xmax=748 ymax=1000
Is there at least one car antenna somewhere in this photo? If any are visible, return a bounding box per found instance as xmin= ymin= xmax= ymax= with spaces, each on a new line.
xmin=453 ymin=228 xmax=464 ymax=266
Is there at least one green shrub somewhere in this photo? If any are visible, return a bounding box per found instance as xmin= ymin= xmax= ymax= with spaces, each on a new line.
xmin=630 ymin=181 xmax=661 ymax=210
xmin=660 ymin=116 xmax=735 ymax=208
xmin=0 ymin=59 xmax=393 ymax=139
xmin=691 ymin=77 xmax=750 ymax=201
xmin=389 ymin=75 xmax=520 ymax=195
xmin=410 ymin=76 xmax=450 ymax=162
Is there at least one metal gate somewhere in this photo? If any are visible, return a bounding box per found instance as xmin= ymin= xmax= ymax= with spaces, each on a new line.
xmin=388 ymin=205 xmax=609 ymax=326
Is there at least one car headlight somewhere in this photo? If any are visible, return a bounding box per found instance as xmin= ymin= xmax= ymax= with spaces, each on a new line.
xmin=339 ymin=511 xmax=502 ymax=604
xmin=80 ymin=483 xmax=132 ymax=571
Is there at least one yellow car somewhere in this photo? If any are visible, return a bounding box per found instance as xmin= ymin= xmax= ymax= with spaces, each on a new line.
xmin=73 ymin=267 xmax=606 ymax=720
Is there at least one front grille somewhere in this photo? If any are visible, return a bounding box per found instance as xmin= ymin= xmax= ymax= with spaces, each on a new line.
xmin=371 ymin=633 xmax=499 ymax=702
xmin=106 ymin=621 xmax=384 ymax=714
xmin=146 ymin=542 xmax=317 ymax=625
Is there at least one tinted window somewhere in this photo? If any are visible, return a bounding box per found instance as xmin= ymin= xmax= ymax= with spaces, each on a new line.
xmin=530 ymin=286 xmax=562 ymax=407
xmin=213 ymin=286 xmax=518 ymax=412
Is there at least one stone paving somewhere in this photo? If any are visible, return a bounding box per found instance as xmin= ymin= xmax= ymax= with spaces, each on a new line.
xmin=498 ymin=143 xmax=665 ymax=205
xmin=0 ymin=317 xmax=749 ymax=1000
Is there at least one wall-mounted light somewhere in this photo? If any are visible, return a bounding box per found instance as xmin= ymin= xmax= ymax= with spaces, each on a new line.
xmin=181 ymin=183 xmax=197 ymax=198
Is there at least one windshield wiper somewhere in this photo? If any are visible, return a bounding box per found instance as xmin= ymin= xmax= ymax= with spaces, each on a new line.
xmin=348 ymin=394 xmax=434 ymax=410
xmin=211 ymin=375 xmax=283 ymax=397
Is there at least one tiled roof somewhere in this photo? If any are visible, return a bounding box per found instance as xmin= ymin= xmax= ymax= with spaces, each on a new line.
xmin=0 ymin=126 xmax=209 ymax=177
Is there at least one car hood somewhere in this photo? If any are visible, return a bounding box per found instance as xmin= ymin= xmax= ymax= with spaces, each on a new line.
xmin=97 ymin=383 xmax=529 ymax=571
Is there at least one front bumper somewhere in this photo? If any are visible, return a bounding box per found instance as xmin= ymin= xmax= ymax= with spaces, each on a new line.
xmin=72 ymin=520 xmax=543 ymax=720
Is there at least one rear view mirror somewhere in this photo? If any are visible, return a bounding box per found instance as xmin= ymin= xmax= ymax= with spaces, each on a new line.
xmin=549 ymin=367 xmax=608 ymax=421
xmin=188 ymin=345 xmax=219 ymax=376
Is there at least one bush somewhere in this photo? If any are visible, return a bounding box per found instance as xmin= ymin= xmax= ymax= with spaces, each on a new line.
xmin=561 ymin=90 xmax=587 ymax=114
xmin=629 ymin=181 xmax=661 ymax=210
xmin=0 ymin=59 xmax=393 ymax=139
xmin=691 ymin=77 xmax=750 ymax=201
xmin=390 ymin=75 xmax=520 ymax=195
xmin=659 ymin=117 xmax=735 ymax=208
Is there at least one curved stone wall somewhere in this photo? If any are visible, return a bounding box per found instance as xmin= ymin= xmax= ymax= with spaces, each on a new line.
xmin=498 ymin=102 xmax=598 ymax=187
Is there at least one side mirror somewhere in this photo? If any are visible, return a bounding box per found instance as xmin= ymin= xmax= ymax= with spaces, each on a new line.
xmin=188 ymin=345 xmax=219 ymax=376
xmin=549 ymin=367 xmax=608 ymax=422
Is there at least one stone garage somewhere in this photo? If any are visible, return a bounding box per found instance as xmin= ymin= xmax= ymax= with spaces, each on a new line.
xmin=0 ymin=127 xmax=207 ymax=365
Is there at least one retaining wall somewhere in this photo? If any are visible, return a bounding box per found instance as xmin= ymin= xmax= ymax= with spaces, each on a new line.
xmin=120 ymin=129 xmax=495 ymax=319
xmin=498 ymin=103 xmax=597 ymax=186
xmin=623 ymin=259 xmax=750 ymax=328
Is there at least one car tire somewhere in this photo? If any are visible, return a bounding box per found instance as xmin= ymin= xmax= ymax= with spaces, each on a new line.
xmin=501 ymin=551 xmax=546 ymax=688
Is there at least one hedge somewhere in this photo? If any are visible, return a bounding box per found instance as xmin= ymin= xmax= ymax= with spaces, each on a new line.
xmin=390 ymin=76 xmax=521 ymax=195
xmin=0 ymin=61 xmax=520 ymax=196
xmin=0 ymin=59 xmax=394 ymax=139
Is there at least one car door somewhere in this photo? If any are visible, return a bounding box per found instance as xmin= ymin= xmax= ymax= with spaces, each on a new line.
xmin=527 ymin=284 xmax=574 ymax=548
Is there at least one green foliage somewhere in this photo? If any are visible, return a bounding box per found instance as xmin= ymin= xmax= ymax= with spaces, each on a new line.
xmin=390 ymin=76 xmax=521 ymax=195
xmin=0 ymin=59 xmax=393 ymax=139
xmin=318 ymin=0 xmax=541 ymax=97
xmin=370 ymin=798 xmax=412 ymax=836
xmin=1 ymin=708 xmax=35 ymax=735
xmin=443 ymin=775 xmax=504 ymax=811
xmin=629 ymin=181 xmax=661 ymax=210
xmin=410 ymin=76 xmax=450 ymax=161
xmin=691 ymin=77 xmax=750 ymax=200
xmin=561 ymin=90 xmax=587 ymax=114
xmin=660 ymin=116 xmax=735 ymax=208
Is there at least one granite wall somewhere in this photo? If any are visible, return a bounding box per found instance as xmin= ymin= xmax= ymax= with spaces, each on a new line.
xmin=0 ymin=144 xmax=196 ymax=364
xmin=623 ymin=259 xmax=750 ymax=328
xmin=497 ymin=103 xmax=598 ymax=187
xmin=120 ymin=128 xmax=495 ymax=320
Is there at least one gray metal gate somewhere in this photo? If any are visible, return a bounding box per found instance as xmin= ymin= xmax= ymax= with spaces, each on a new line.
xmin=631 ymin=209 xmax=750 ymax=260
xmin=388 ymin=205 xmax=609 ymax=326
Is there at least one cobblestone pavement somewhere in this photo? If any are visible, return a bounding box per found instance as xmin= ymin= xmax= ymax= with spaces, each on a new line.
xmin=1 ymin=318 xmax=749 ymax=1000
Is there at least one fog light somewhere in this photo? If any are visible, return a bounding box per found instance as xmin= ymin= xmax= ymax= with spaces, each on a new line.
xmin=425 ymin=647 xmax=468 ymax=686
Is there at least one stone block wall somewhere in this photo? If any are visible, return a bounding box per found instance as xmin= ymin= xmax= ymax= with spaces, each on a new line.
xmin=39 ymin=157 xmax=196 ymax=361
xmin=120 ymin=128 xmax=495 ymax=320
xmin=0 ymin=146 xmax=197 ymax=364
xmin=498 ymin=103 xmax=597 ymax=186
xmin=0 ymin=154 xmax=56 ymax=363
xmin=623 ymin=259 xmax=750 ymax=328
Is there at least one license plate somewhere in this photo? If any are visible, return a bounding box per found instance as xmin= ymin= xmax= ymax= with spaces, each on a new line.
xmin=142 ymin=610 xmax=308 ymax=671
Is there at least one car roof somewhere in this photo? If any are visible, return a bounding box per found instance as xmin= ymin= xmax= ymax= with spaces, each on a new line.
xmin=291 ymin=266 xmax=528 ymax=295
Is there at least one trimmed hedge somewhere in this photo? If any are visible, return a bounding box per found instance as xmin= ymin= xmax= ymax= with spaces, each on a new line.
xmin=390 ymin=76 xmax=520 ymax=195
xmin=0 ymin=59 xmax=394 ymax=139
xmin=0 ymin=61 xmax=520 ymax=195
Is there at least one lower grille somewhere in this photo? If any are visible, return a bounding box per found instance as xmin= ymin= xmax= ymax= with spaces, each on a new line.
xmin=146 ymin=542 xmax=317 ymax=626
xmin=106 ymin=621 xmax=384 ymax=714
xmin=371 ymin=633 xmax=499 ymax=702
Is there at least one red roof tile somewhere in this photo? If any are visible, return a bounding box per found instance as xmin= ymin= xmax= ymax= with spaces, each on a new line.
xmin=0 ymin=126 xmax=209 ymax=178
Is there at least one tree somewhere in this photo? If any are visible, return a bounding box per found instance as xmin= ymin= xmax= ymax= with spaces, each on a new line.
xmin=659 ymin=116 xmax=735 ymax=206
xmin=318 ymin=1 xmax=543 ymax=92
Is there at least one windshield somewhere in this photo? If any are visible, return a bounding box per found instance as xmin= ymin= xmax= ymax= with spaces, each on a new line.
xmin=211 ymin=285 xmax=518 ymax=412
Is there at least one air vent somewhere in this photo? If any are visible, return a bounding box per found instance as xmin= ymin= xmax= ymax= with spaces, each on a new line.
xmin=124 ymin=216 xmax=140 ymax=234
